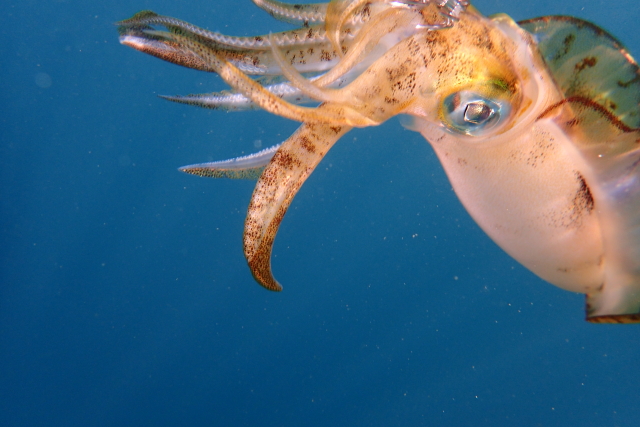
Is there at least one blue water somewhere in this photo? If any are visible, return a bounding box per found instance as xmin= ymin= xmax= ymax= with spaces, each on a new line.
xmin=2 ymin=1 xmax=639 ymax=425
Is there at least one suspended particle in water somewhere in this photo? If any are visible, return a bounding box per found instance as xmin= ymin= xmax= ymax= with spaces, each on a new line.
xmin=35 ymin=72 xmax=52 ymax=88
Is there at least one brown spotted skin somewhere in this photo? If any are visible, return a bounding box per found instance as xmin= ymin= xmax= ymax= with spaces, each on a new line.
xmin=243 ymin=121 xmax=350 ymax=290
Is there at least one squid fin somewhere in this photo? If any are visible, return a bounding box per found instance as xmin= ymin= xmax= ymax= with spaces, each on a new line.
xmin=520 ymin=16 xmax=640 ymax=130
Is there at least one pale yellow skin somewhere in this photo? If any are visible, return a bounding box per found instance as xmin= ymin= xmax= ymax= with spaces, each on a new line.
xmin=118 ymin=0 xmax=640 ymax=322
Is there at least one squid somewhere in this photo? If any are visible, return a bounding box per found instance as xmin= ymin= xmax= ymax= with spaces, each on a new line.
xmin=117 ymin=0 xmax=640 ymax=323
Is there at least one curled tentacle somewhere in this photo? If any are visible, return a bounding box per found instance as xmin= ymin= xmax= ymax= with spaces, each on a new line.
xmin=244 ymin=120 xmax=351 ymax=290
xmin=325 ymin=0 xmax=404 ymax=56
xmin=324 ymin=0 xmax=471 ymax=54
xmin=325 ymin=0 xmax=368 ymax=55
xmin=269 ymin=33 xmax=343 ymax=103
xmin=311 ymin=6 xmax=422 ymax=88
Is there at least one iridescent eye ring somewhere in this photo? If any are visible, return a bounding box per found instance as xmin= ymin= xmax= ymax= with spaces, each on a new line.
xmin=441 ymin=90 xmax=510 ymax=136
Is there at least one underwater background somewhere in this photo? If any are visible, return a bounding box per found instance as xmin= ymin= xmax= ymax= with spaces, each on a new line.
xmin=2 ymin=0 xmax=639 ymax=425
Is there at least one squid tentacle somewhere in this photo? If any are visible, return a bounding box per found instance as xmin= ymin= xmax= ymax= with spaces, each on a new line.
xmin=162 ymin=31 xmax=377 ymax=126
xmin=244 ymin=121 xmax=352 ymax=291
xmin=326 ymin=0 xmax=370 ymax=55
xmin=160 ymin=71 xmax=355 ymax=111
xmin=251 ymin=0 xmax=385 ymax=28
xmin=118 ymin=11 xmax=252 ymax=48
xmin=325 ymin=0 xmax=414 ymax=55
xmin=159 ymin=83 xmax=317 ymax=111
xmin=269 ymin=33 xmax=343 ymax=103
xmin=251 ymin=0 xmax=328 ymax=26
xmin=119 ymin=21 xmax=348 ymax=75
xmin=325 ymin=0 xmax=471 ymax=55
xmin=311 ymin=6 xmax=422 ymax=88
xmin=119 ymin=11 xmax=336 ymax=51
xmin=179 ymin=144 xmax=281 ymax=180
xmin=119 ymin=30 xmax=214 ymax=72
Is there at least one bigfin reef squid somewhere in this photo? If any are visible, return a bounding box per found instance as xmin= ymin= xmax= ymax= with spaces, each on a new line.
xmin=117 ymin=0 xmax=640 ymax=323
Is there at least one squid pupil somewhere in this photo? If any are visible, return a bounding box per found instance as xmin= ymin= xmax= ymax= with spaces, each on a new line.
xmin=464 ymin=102 xmax=494 ymax=124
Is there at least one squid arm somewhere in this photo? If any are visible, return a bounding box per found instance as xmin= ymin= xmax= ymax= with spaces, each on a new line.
xmin=118 ymin=11 xmax=346 ymax=75
xmin=148 ymin=30 xmax=377 ymax=126
xmin=243 ymin=120 xmax=351 ymax=290
xmin=180 ymin=144 xmax=280 ymax=180
xmin=251 ymin=0 xmax=328 ymax=26
xmin=158 ymin=82 xmax=317 ymax=111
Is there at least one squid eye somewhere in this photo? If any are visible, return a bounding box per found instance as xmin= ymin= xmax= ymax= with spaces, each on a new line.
xmin=464 ymin=102 xmax=494 ymax=124
xmin=441 ymin=91 xmax=510 ymax=136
